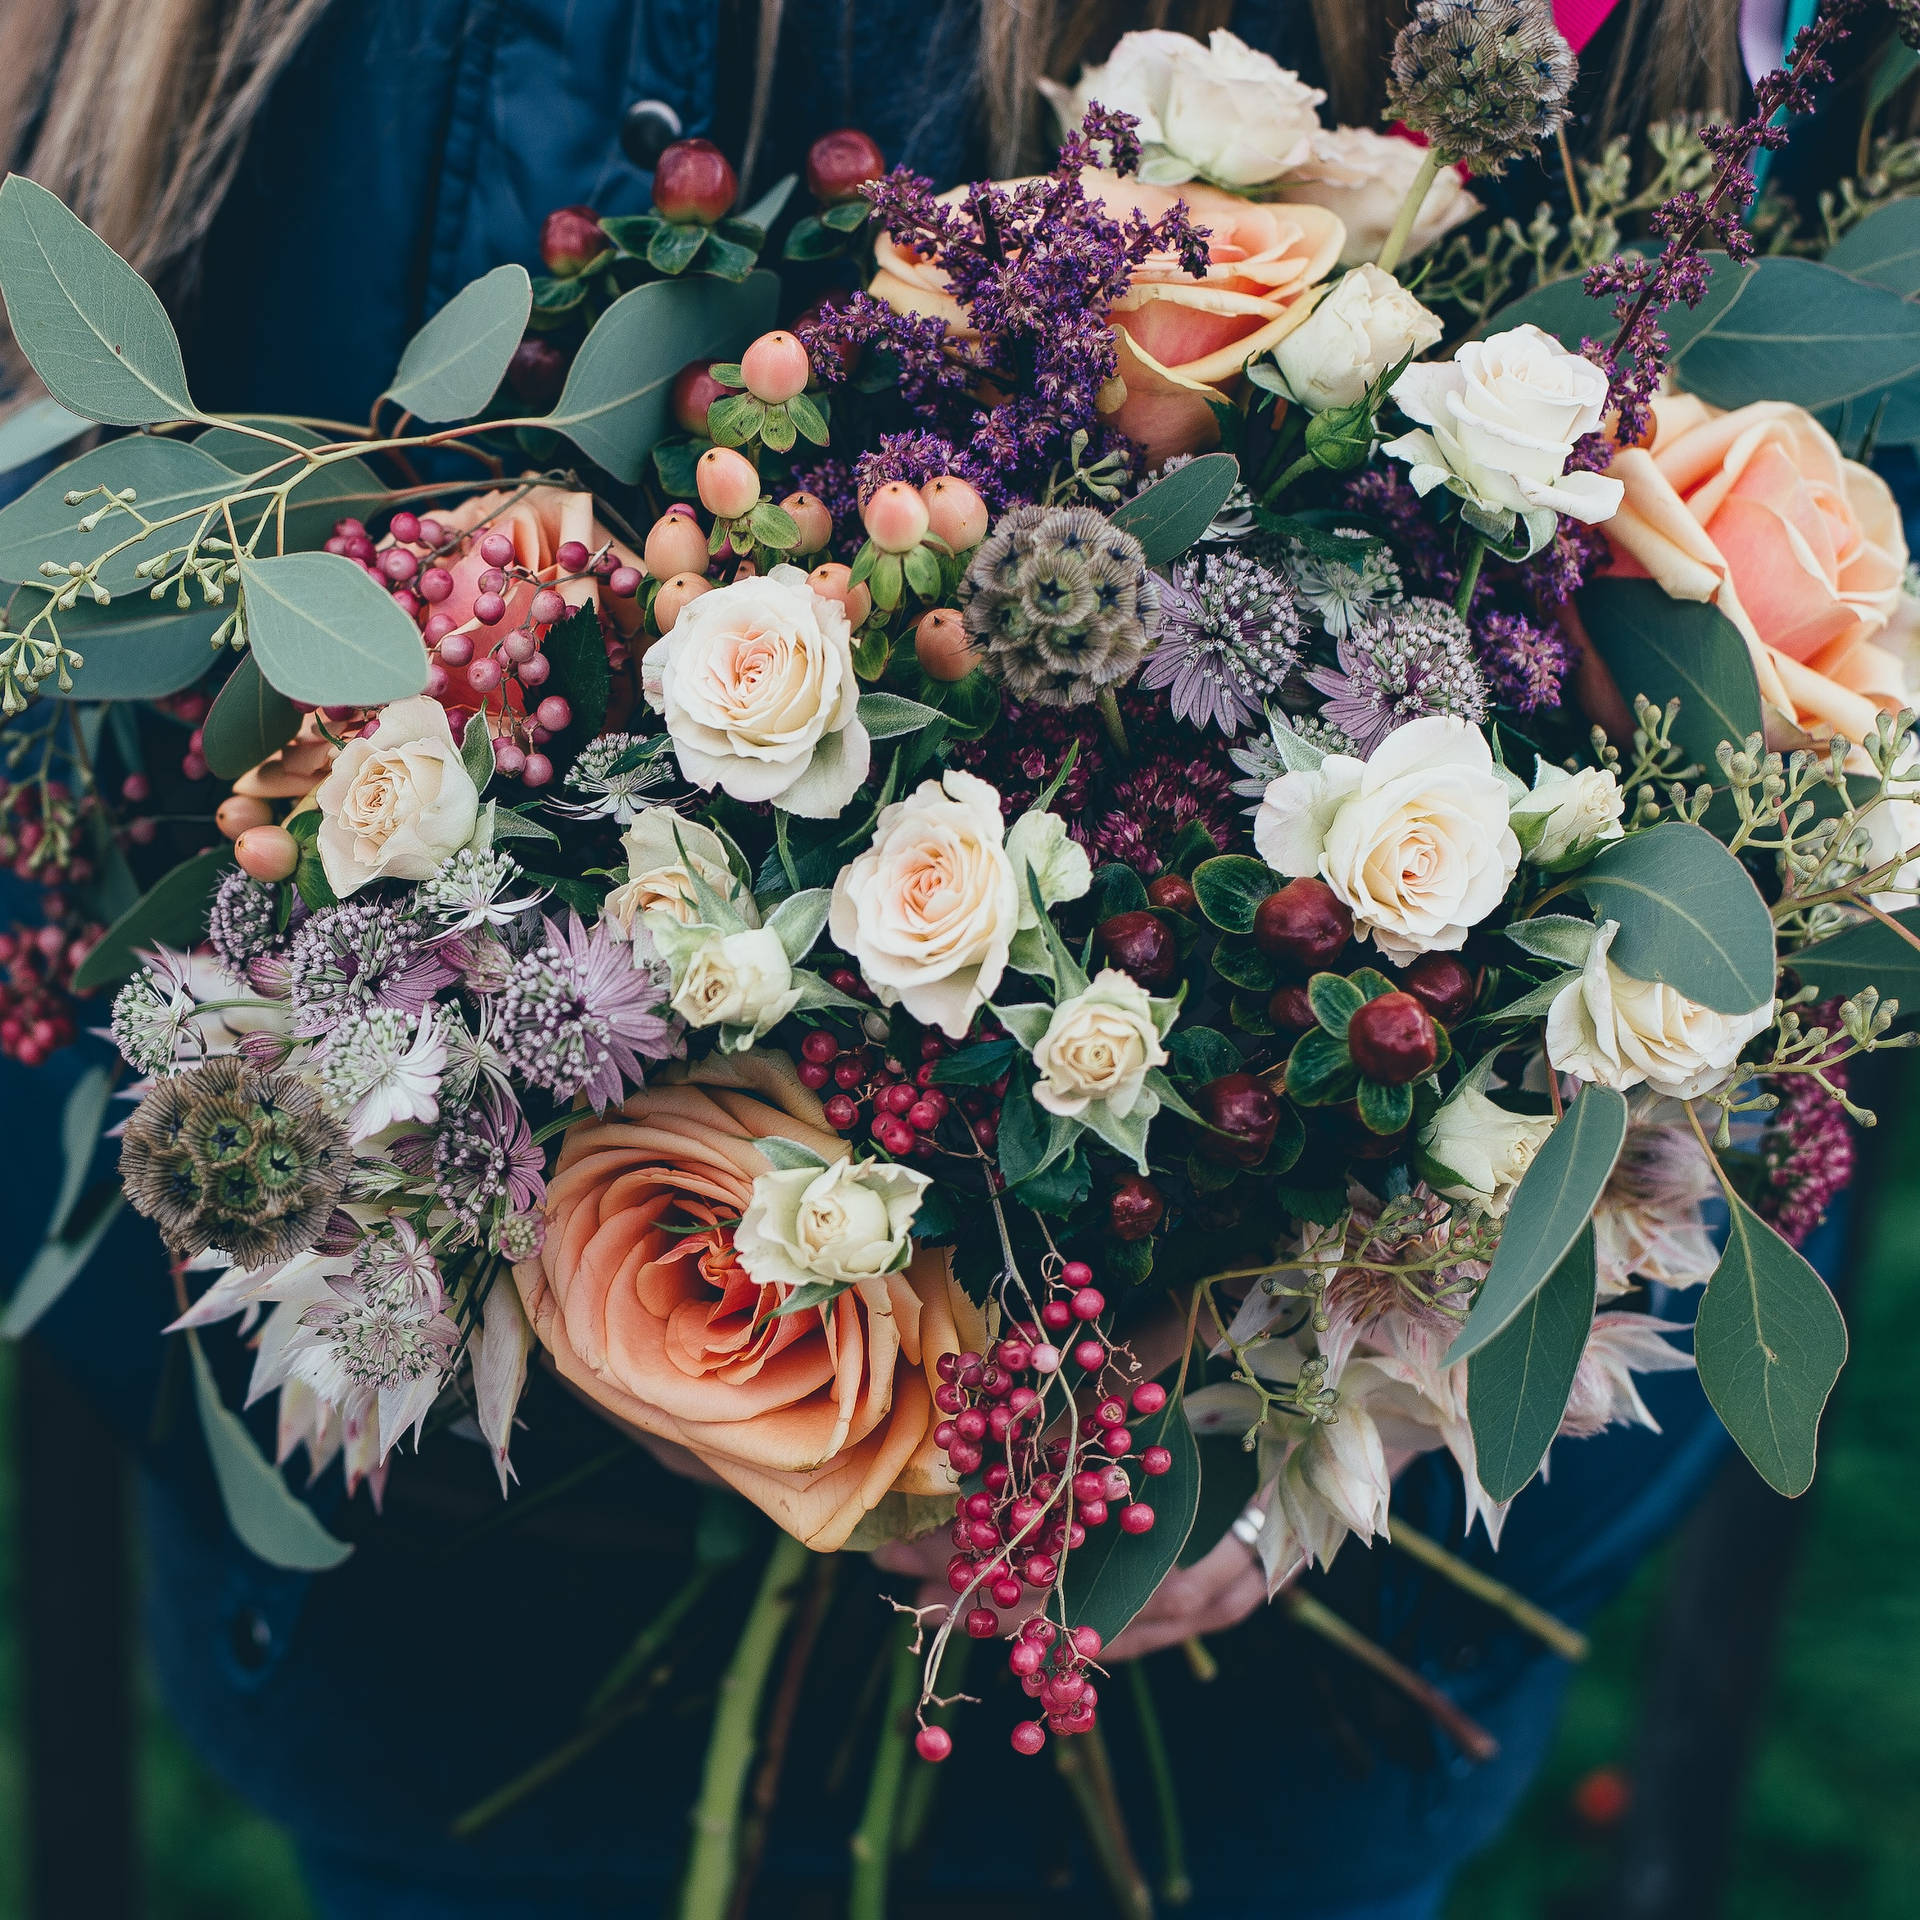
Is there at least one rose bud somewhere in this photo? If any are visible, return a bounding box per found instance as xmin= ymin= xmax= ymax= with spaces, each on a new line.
xmin=862 ymin=480 xmax=930 ymax=554
xmin=1399 ymin=951 xmax=1476 ymax=1025
xmin=652 ymin=137 xmax=736 ymax=225
xmin=234 ymin=824 xmax=299 ymax=883
xmin=1267 ymin=983 xmax=1315 ymax=1032
xmin=809 ymin=561 xmax=872 ymax=629
xmin=696 ymin=445 xmax=761 ymax=520
xmin=644 ymin=506 xmax=711 ymax=581
xmin=1094 ymin=910 xmax=1179 ymax=989
xmin=920 ymin=475 xmax=989 ymax=552
xmin=653 ymin=571 xmax=712 ymax=633
xmin=914 ymin=607 xmax=975 ymax=681
xmin=539 ymin=204 xmax=605 ymax=276
xmin=506 ymin=337 xmax=567 ymax=407
xmin=1108 ymin=1173 xmax=1165 ymax=1242
xmin=671 ymin=359 xmax=731 ymax=437
xmin=806 ymin=127 xmax=885 ymax=204
xmin=1146 ymin=873 xmax=1196 ymax=914
xmin=780 ymin=491 xmax=833 ymax=555
xmin=215 ymin=794 xmax=273 ymax=840
xmin=1196 ymin=1073 xmax=1281 ymax=1167
xmin=741 ymin=330 xmax=811 ymax=406
xmin=1347 ymin=991 xmax=1439 ymax=1085
xmin=1252 ymin=877 xmax=1353 ymax=970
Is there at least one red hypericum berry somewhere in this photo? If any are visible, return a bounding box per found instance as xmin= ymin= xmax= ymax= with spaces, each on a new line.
xmin=805 ymin=127 xmax=885 ymax=203
xmin=1011 ymin=1721 xmax=1047 ymax=1757
xmin=669 ymin=359 xmax=732 ymax=438
xmin=1268 ymin=983 xmax=1316 ymax=1032
xmin=740 ymin=330 xmax=811 ymax=406
xmin=506 ymin=337 xmax=568 ymax=407
xmin=1146 ymin=872 xmax=1197 ymax=913
xmin=1196 ymin=1072 xmax=1281 ymax=1167
xmin=1140 ymin=1445 xmax=1173 ymax=1476
xmin=1071 ymin=1339 xmax=1106 ymax=1372
xmin=1107 ymin=1172 xmax=1164 ymax=1241
xmin=1399 ymin=951 xmax=1477 ymax=1025
xmin=652 ymin=138 xmax=736 ymax=224
xmin=1093 ymin=910 xmax=1179 ymax=990
xmin=1252 ymin=877 xmax=1354 ymax=970
xmin=914 ymin=1725 xmax=953 ymax=1764
xmin=1347 ymin=991 xmax=1439 ymax=1085
xmin=1131 ymin=1382 xmax=1168 ymax=1416
xmin=1119 ymin=1503 xmax=1156 ymax=1534
xmin=540 ymin=204 xmax=606 ymax=276
xmin=1069 ymin=1287 xmax=1105 ymax=1321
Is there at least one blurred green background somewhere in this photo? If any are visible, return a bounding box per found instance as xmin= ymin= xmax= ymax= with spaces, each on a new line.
xmin=0 ymin=1090 xmax=1913 ymax=1920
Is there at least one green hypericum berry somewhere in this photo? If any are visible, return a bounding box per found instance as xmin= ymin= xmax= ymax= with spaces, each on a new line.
xmin=1386 ymin=0 xmax=1577 ymax=174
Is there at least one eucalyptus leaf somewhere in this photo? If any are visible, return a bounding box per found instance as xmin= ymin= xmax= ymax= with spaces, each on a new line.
xmin=1695 ymin=1193 xmax=1848 ymax=1497
xmin=1467 ymin=1224 xmax=1597 ymax=1503
xmin=0 ymin=1066 xmax=115 ymax=1338
xmin=201 ymin=653 xmax=300 ymax=781
xmin=0 ymin=174 xmax=198 ymax=425
xmin=44 ymin=596 xmax=229 ymax=700
xmin=384 ymin=264 xmax=532 ymax=422
xmin=195 ymin=420 xmax=386 ymax=553
xmin=0 ymin=394 xmax=87 ymax=475
xmin=1826 ymin=195 xmax=1920 ymax=297
xmin=1788 ymin=908 xmax=1920 ymax=1008
xmin=1108 ymin=452 xmax=1240 ymax=565
xmin=1 ymin=1189 xmax=123 ymax=1340
xmin=1446 ymin=1086 xmax=1628 ymax=1365
xmin=72 ymin=845 xmax=231 ymax=992
xmin=240 ymin=551 xmax=430 ymax=706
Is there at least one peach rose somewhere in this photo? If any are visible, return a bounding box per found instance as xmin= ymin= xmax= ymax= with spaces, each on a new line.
xmin=1602 ymin=395 xmax=1911 ymax=746
xmin=869 ymin=174 xmax=1343 ymax=467
xmin=514 ymin=1049 xmax=987 ymax=1551
xmin=232 ymin=710 xmax=341 ymax=802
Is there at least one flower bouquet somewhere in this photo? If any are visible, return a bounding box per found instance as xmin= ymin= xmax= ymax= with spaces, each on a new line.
xmin=2 ymin=0 xmax=1918 ymax=1897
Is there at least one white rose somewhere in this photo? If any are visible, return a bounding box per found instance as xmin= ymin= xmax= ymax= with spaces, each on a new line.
xmin=640 ymin=563 xmax=870 ymax=819
xmin=1511 ymin=763 xmax=1626 ymax=870
xmin=1273 ymin=265 xmax=1443 ymax=413
xmin=1282 ymin=127 xmax=1480 ymax=267
xmin=314 ymin=695 xmax=480 ymax=896
xmin=658 ymin=924 xmax=799 ymax=1042
xmin=1253 ymin=714 xmax=1520 ymax=964
xmin=735 ymin=1155 xmax=931 ymax=1293
xmin=828 ymin=770 xmax=1019 ymax=1037
xmin=603 ymin=807 xmax=757 ymax=934
xmin=1384 ymin=325 xmax=1625 ymax=530
xmin=1006 ymin=808 xmax=1092 ymax=926
xmin=1419 ymin=1083 xmax=1553 ymax=1217
xmin=1546 ymin=919 xmax=1775 ymax=1100
xmin=1041 ymin=28 xmax=1323 ymax=188
xmin=1031 ymin=969 xmax=1170 ymax=1120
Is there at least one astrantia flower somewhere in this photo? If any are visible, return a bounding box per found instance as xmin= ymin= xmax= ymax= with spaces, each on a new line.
xmin=419 ymin=847 xmax=547 ymax=932
xmin=434 ymin=1085 xmax=546 ymax=1241
xmin=1304 ymin=597 xmax=1487 ymax=756
xmin=1276 ymin=533 xmax=1404 ymax=640
xmin=317 ymin=1006 xmax=447 ymax=1141
xmin=206 ymin=869 xmax=284 ymax=973
xmin=1139 ymin=552 xmax=1301 ymax=736
xmin=294 ymin=1223 xmax=459 ymax=1407
xmin=286 ymin=899 xmax=462 ymax=1038
xmin=1229 ymin=712 xmax=1357 ymax=810
xmin=558 ymin=733 xmax=676 ymax=824
xmin=1386 ymin=0 xmax=1576 ymax=175
xmin=492 ymin=911 xmax=679 ymax=1110
xmin=111 ymin=948 xmax=199 ymax=1075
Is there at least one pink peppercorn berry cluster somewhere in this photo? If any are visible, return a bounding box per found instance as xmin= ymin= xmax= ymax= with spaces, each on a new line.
xmin=914 ymin=1265 xmax=1175 ymax=1763
xmin=796 ymin=1008 xmax=1010 ymax=1161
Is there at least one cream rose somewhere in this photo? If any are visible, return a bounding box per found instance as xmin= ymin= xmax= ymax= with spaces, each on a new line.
xmin=1031 ymin=969 xmax=1169 ymax=1121
xmin=1272 ymin=265 xmax=1443 ymax=414
xmin=736 ymin=1154 xmax=931 ymax=1294
xmin=656 ymin=924 xmax=800 ymax=1044
xmin=1510 ymin=762 xmax=1626 ymax=870
xmin=313 ymin=696 xmax=480 ymax=896
xmin=604 ymin=808 xmax=757 ymax=934
xmin=1282 ymin=127 xmax=1480 ymax=267
xmin=1385 ymin=325 xmax=1624 ymax=535
xmin=828 ymin=770 xmax=1020 ymax=1037
xmin=1253 ymin=715 xmax=1520 ymax=965
xmin=641 ymin=564 xmax=870 ymax=818
xmin=1546 ymin=920 xmax=1775 ymax=1101
xmin=1419 ymin=1083 xmax=1553 ymax=1217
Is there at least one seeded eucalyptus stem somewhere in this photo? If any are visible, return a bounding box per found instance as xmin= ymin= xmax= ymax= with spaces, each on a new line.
xmin=1386 ymin=1521 xmax=1590 ymax=1661
xmin=1374 ymin=147 xmax=1444 ymax=278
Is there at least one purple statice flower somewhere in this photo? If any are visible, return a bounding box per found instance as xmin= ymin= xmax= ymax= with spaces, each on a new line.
xmin=433 ymin=1085 xmax=547 ymax=1242
xmin=1140 ymin=552 xmax=1301 ymax=736
xmin=1517 ymin=518 xmax=1605 ymax=610
xmin=1757 ymin=1008 xmax=1857 ymax=1248
xmin=206 ymin=869 xmax=283 ymax=974
xmin=286 ymin=900 xmax=463 ymax=1039
xmin=1086 ymin=751 xmax=1238 ymax=878
xmin=854 ymin=432 xmax=961 ymax=506
xmin=491 ymin=912 xmax=678 ymax=1111
xmin=1305 ymin=598 xmax=1486 ymax=755
xmin=789 ymin=455 xmax=860 ymax=544
xmin=1475 ymin=609 xmax=1571 ymax=715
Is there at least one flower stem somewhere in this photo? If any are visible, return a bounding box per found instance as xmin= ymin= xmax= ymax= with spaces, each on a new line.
xmin=1128 ymin=1662 xmax=1193 ymax=1906
xmin=1374 ymin=148 xmax=1444 ymax=277
xmin=1179 ymin=1635 xmax=1218 ymax=1684
xmin=894 ymin=1632 xmax=969 ymax=1858
xmin=1262 ymin=449 xmax=1322 ymax=504
xmin=1054 ymin=1721 xmax=1155 ymax=1920
xmin=679 ymin=1532 xmax=810 ymax=1920
xmin=1386 ymin=1521 xmax=1590 ymax=1661
xmin=847 ymin=1610 xmax=922 ymax=1920
xmin=1453 ymin=535 xmax=1488 ymax=620
xmin=1096 ymin=687 xmax=1131 ymax=761
xmin=585 ymin=1562 xmax=718 ymax=1717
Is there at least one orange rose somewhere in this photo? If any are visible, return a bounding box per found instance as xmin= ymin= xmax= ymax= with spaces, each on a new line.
xmin=1602 ymin=394 xmax=1911 ymax=746
xmin=231 ymin=709 xmax=340 ymax=802
xmin=514 ymin=1050 xmax=988 ymax=1551
xmin=869 ymin=173 xmax=1342 ymax=467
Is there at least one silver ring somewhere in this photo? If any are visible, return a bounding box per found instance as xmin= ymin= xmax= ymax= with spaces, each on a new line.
xmin=1230 ymin=1505 xmax=1263 ymax=1550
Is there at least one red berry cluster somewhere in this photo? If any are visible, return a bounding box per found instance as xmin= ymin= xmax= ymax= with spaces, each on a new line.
xmin=0 ymin=784 xmax=109 ymax=1064
xmin=795 ymin=1023 xmax=957 ymax=1157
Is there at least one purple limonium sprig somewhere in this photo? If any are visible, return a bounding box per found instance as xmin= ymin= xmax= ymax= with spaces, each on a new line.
xmin=854 ymin=432 xmax=963 ymax=506
xmin=1473 ymin=608 xmax=1571 ymax=714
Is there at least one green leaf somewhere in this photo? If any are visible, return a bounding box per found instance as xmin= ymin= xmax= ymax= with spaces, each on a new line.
xmin=0 ymin=174 xmax=197 ymax=425
xmin=193 ymin=420 xmax=387 ymax=555
xmin=72 ymin=845 xmax=231 ymax=991
xmin=1695 ymin=1193 xmax=1848 ymax=1497
xmin=1866 ymin=38 xmax=1920 ymax=120
xmin=902 ymin=542 xmax=942 ymax=600
xmin=1354 ymin=1077 xmax=1414 ymax=1135
xmin=1790 ymin=908 xmax=1920 ymax=1006
xmin=201 ymin=652 xmax=300 ymax=780
xmin=1091 ymin=863 xmax=1149 ymax=917
xmin=1827 ymin=195 xmax=1920 ymax=297
xmin=44 ymin=596 xmax=229 ymax=700
xmin=1501 ymin=915 xmax=1597 ymax=968
xmin=187 ymin=1330 xmax=353 ymax=1571
xmin=540 ymin=603 xmax=611 ymax=744
xmin=3 ymin=1190 xmax=123 ymax=1341
xmin=545 ymin=271 xmax=778 ymax=483
xmin=756 ymin=1134 xmax=832 ymax=1172
xmin=239 ymin=551 xmax=429 ymax=706
xmin=1282 ymin=1027 xmax=1355 ymax=1106
xmin=764 ymin=888 xmax=831 ymax=962
xmin=384 ymin=264 xmax=531 ymax=421
xmin=1211 ymin=937 xmax=1278 ymax=993
xmin=286 ymin=806 xmax=336 ymax=911
xmin=1574 ymin=820 xmax=1776 ymax=1015
xmin=1446 ymin=1086 xmax=1628 ymax=1365
xmin=734 ymin=174 xmax=798 ymax=236
xmin=1486 ymin=970 xmax=1582 ymax=1023
xmin=781 ymin=217 xmax=843 ymax=263
xmin=0 ymin=435 xmax=235 ymax=594
xmin=1059 ymin=1392 xmax=1201 ymax=1644
xmin=489 ymin=806 xmax=560 ymax=847
xmin=706 ymin=393 xmax=764 ymax=447
xmin=1108 ymin=452 xmax=1240 ymax=566
xmin=1307 ymin=972 xmax=1365 ymax=1036
xmin=820 ymin=198 xmax=872 ymax=234
xmin=994 ymin=1069 xmax=1057 ymax=1188
xmin=1179 ymin=1432 xmax=1259 ymax=1568
xmin=1191 ymin=854 xmax=1273 ymax=934
xmin=929 ymin=1038 xmax=1017 ymax=1087
xmin=786 ymin=390 xmax=829 ymax=446
xmin=856 ymin=691 xmax=942 ymax=740
xmin=461 ymin=709 xmax=495 ymax=792
xmin=697 ymin=235 xmax=760 ymax=283
xmin=1 ymin=1068 xmax=118 ymax=1338
xmin=1164 ymin=1025 xmax=1240 ymax=1085
xmin=648 ymin=221 xmax=710 ymax=275
xmin=0 ymin=394 xmax=87 ymax=473
xmin=1007 ymin=1143 xmax=1091 ymax=1216
xmin=1467 ymin=1224 xmax=1598 ymax=1503
xmin=749 ymin=499 xmax=799 ymax=549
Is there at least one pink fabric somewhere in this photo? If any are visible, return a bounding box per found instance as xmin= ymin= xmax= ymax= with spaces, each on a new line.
xmin=1553 ymin=0 xmax=1623 ymax=54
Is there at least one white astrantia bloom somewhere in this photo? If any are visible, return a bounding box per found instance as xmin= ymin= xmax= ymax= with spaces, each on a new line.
xmin=420 ymin=846 xmax=548 ymax=932
xmin=735 ymin=1154 xmax=931 ymax=1296
xmin=1546 ymin=920 xmax=1775 ymax=1101
xmin=317 ymin=1005 xmax=448 ymax=1140
xmin=653 ymin=921 xmax=801 ymax=1049
xmin=1420 ymin=1082 xmax=1553 ymax=1217
xmin=1510 ymin=761 xmax=1626 ymax=870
